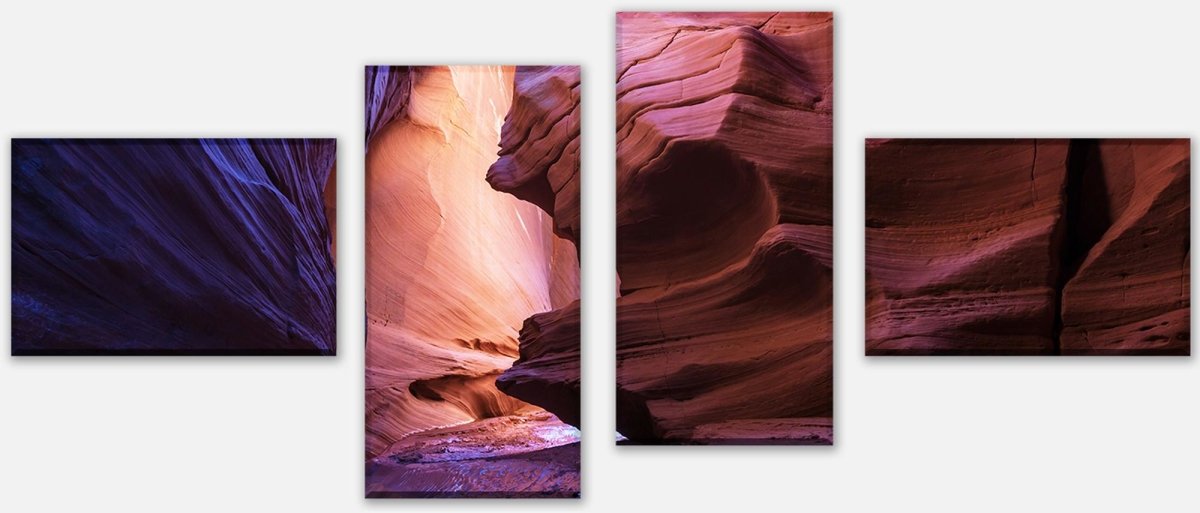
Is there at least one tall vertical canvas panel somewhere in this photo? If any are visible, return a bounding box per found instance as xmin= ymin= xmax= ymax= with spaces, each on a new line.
xmin=11 ymin=138 xmax=337 ymax=355
xmin=364 ymin=66 xmax=582 ymax=497
xmin=866 ymin=138 xmax=1190 ymax=355
xmin=615 ymin=13 xmax=834 ymax=445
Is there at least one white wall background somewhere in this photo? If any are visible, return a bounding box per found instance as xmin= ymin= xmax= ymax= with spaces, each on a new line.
xmin=1 ymin=0 xmax=1196 ymax=511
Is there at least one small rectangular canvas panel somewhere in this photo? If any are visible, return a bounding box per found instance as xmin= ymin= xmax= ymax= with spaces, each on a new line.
xmin=865 ymin=138 xmax=1190 ymax=355
xmin=364 ymin=66 xmax=581 ymax=498
xmin=615 ymin=13 xmax=834 ymax=445
xmin=11 ymin=138 xmax=337 ymax=356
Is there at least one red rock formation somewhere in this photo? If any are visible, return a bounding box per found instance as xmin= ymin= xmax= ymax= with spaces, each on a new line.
xmin=484 ymin=66 xmax=583 ymax=429
xmin=11 ymin=138 xmax=336 ymax=355
xmin=496 ymin=301 xmax=582 ymax=427
xmin=1059 ymin=140 xmax=1190 ymax=355
xmin=866 ymin=139 xmax=1068 ymax=355
xmin=488 ymin=66 xmax=582 ymax=245
xmin=615 ymin=12 xmax=834 ymax=444
xmin=365 ymin=65 xmax=580 ymax=497
xmin=865 ymin=138 xmax=1189 ymax=356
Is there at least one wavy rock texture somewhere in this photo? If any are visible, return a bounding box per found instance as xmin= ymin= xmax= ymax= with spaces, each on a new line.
xmin=487 ymin=66 xmax=583 ymax=429
xmin=866 ymin=138 xmax=1189 ymax=356
xmin=365 ymin=65 xmax=580 ymax=497
xmin=1058 ymin=140 xmax=1190 ymax=354
xmin=615 ymin=12 xmax=834 ymax=444
xmin=11 ymin=138 xmax=336 ymax=355
xmin=866 ymin=139 xmax=1068 ymax=355
xmin=488 ymin=66 xmax=582 ymax=245
xmin=496 ymin=300 xmax=582 ymax=427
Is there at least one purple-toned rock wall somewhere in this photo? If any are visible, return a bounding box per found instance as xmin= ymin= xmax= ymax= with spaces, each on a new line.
xmin=12 ymin=138 xmax=337 ymax=355
xmin=866 ymin=138 xmax=1189 ymax=356
xmin=615 ymin=12 xmax=834 ymax=444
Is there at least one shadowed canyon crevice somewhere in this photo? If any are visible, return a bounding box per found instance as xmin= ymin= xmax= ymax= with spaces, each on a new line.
xmin=615 ymin=12 xmax=834 ymax=444
xmin=866 ymin=138 xmax=1190 ymax=356
xmin=12 ymin=138 xmax=337 ymax=355
xmin=365 ymin=65 xmax=580 ymax=497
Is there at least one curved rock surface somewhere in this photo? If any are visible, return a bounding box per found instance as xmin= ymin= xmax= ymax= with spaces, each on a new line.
xmin=496 ymin=300 xmax=582 ymax=427
xmin=1058 ymin=140 xmax=1190 ymax=354
xmin=618 ymin=226 xmax=833 ymax=443
xmin=366 ymin=410 xmax=580 ymax=498
xmin=12 ymin=138 xmax=336 ymax=355
xmin=615 ymin=12 xmax=833 ymax=444
xmin=617 ymin=12 xmax=832 ymax=291
xmin=488 ymin=66 xmax=582 ymax=245
xmin=866 ymin=139 xmax=1068 ymax=355
xmin=865 ymin=138 xmax=1189 ymax=355
xmin=365 ymin=65 xmax=580 ymax=497
xmin=484 ymin=66 xmax=584 ymax=429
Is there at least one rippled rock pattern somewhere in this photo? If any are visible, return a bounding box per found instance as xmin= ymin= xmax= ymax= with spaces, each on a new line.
xmin=365 ymin=65 xmax=580 ymax=497
xmin=615 ymin=12 xmax=834 ymax=444
xmin=11 ymin=138 xmax=336 ymax=355
xmin=866 ymin=138 xmax=1190 ymax=355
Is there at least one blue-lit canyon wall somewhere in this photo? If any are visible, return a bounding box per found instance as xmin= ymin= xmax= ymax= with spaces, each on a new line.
xmin=12 ymin=138 xmax=337 ymax=355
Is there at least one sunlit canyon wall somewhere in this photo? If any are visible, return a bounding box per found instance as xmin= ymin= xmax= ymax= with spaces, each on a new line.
xmin=615 ymin=12 xmax=835 ymax=444
xmin=365 ymin=65 xmax=581 ymax=497
xmin=11 ymin=138 xmax=336 ymax=355
xmin=866 ymin=139 xmax=1190 ymax=355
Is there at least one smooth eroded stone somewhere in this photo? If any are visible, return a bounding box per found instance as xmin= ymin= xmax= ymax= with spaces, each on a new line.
xmin=365 ymin=65 xmax=580 ymax=497
xmin=617 ymin=12 xmax=832 ymax=291
xmin=617 ymin=225 xmax=832 ymax=443
xmin=12 ymin=138 xmax=336 ymax=355
xmin=615 ymin=12 xmax=834 ymax=444
xmin=1059 ymin=139 xmax=1190 ymax=355
xmin=866 ymin=139 xmax=1068 ymax=355
xmin=865 ymin=138 xmax=1190 ymax=356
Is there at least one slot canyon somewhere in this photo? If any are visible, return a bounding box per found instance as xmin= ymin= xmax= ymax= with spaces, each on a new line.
xmin=364 ymin=65 xmax=581 ymax=497
xmin=866 ymin=139 xmax=1190 ymax=355
xmin=11 ymin=138 xmax=337 ymax=355
xmin=615 ymin=12 xmax=835 ymax=444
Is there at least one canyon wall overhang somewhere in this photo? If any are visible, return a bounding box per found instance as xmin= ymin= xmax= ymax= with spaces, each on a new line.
xmin=615 ymin=12 xmax=834 ymax=444
xmin=365 ymin=66 xmax=580 ymax=458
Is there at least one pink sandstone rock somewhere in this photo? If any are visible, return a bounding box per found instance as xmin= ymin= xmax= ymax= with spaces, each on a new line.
xmin=364 ymin=65 xmax=580 ymax=497
xmin=866 ymin=138 xmax=1189 ymax=356
xmin=616 ymin=12 xmax=834 ymax=444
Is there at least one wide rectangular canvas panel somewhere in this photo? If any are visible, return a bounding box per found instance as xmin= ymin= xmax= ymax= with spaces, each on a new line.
xmin=11 ymin=138 xmax=337 ymax=356
xmin=364 ymin=65 xmax=581 ymax=497
xmin=865 ymin=138 xmax=1190 ymax=356
xmin=615 ymin=12 xmax=834 ymax=445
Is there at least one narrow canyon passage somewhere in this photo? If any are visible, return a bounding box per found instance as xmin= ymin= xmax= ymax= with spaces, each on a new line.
xmin=1055 ymin=139 xmax=1190 ymax=354
xmin=364 ymin=66 xmax=580 ymax=497
xmin=865 ymin=138 xmax=1189 ymax=355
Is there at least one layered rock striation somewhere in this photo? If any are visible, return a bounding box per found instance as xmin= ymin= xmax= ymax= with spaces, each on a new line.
xmin=866 ymin=138 xmax=1189 ymax=355
xmin=365 ymin=65 xmax=580 ymax=497
xmin=615 ymin=12 xmax=834 ymax=444
xmin=11 ymin=138 xmax=336 ymax=355
xmin=487 ymin=66 xmax=583 ymax=429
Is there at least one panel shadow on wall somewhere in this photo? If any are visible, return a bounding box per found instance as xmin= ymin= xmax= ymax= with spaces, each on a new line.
xmin=364 ymin=65 xmax=582 ymax=497
xmin=615 ymin=12 xmax=834 ymax=445
xmin=865 ymin=138 xmax=1190 ymax=356
xmin=11 ymin=138 xmax=337 ymax=356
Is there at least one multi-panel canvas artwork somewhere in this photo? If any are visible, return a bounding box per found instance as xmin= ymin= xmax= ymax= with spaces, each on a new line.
xmin=11 ymin=138 xmax=337 ymax=355
xmin=866 ymin=139 xmax=1190 ymax=355
xmin=615 ymin=12 xmax=835 ymax=444
xmin=364 ymin=65 xmax=582 ymax=497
